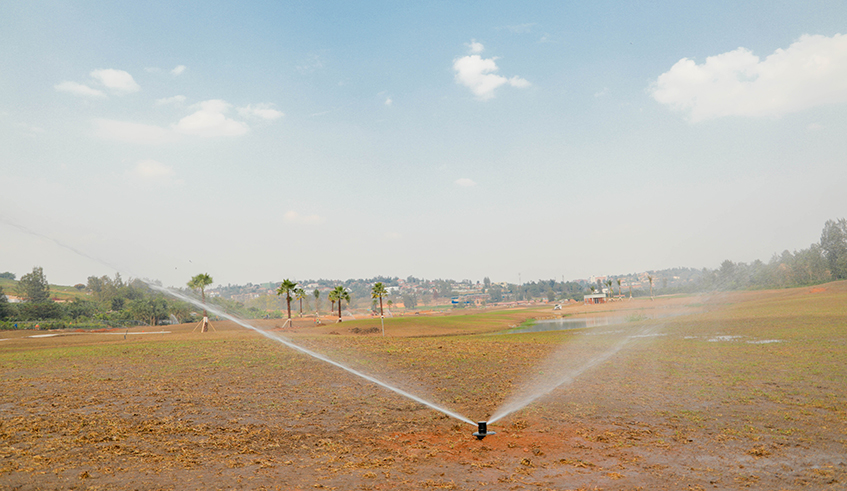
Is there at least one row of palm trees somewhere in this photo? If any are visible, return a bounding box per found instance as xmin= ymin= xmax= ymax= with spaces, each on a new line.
xmin=276 ymin=280 xmax=389 ymax=324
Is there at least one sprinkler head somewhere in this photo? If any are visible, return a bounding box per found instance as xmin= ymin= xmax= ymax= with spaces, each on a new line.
xmin=473 ymin=421 xmax=495 ymax=440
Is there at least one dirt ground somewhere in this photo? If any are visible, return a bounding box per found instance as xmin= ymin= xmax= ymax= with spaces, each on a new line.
xmin=1 ymin=285 xmax=846 ymax=490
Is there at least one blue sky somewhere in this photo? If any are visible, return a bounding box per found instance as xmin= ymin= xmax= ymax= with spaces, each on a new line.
xmin=2 ymin=1 xmax=846 ymax=287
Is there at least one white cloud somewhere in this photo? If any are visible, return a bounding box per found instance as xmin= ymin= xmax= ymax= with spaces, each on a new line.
xmin=155 ymin=95 xmax=186 ymax=106
xmin=455 ymin=178 xmax=477 ymax=187
xmin=651 ymin=33 xmax=847 ymax=122
xmin=90 ymin=69 xmax=140 ymax=94
xmin=384 ymin=97 xmax=393 ymax=106
xmin=55 ymin=81 xmax=106 ymax=98
xmin=173 ymin=99 xmax=250 ymax=137
xmin=130 ymin=159 xmax=174 ymax=179
xmin=128 ymin=159 xmax=182 ymax=186
xmin=453 ymin=43 xmax=530 ymax=100
xmin=237 ymin=103 xmax=284 ymax=120
xmin=171 ymin=65 xmax=187 ymax=75
xmin=94 ymin=119 xmax=179 ymax=144
xmin=467 ymin=40 xmax=485 ymax=54
xmin=283 ymin=211 xmax=325 ymax=224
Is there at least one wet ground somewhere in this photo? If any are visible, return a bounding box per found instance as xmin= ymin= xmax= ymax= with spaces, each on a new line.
xmin=1 ymin=285 xmax=846 ymax=489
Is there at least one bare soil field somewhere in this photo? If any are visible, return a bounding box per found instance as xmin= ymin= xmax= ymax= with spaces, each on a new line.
xmin=1 ymin=284 xmax=846 ymax=490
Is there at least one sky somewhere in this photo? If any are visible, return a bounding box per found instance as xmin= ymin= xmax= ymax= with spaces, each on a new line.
xmin=2 ymin=1 xmax=846 ymax=288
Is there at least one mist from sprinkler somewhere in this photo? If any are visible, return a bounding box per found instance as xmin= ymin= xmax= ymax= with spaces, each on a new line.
xmin=148 ymin=284 xmax=478 ymax=428
xmin=488 ymin=326 xmax=655 ymax=424
xmin=3 ymin=219 xmax=654 ymax=439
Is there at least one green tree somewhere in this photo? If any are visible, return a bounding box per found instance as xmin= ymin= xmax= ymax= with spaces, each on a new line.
xmin=488 ymin=284 xmax=503 ymax=303
xmin=18 ymin=266 xmax=50 ymax=303
xmin=820 ymin=218 xmax=847 ymax=279
xmin=402 ymin=292 xmax=417 ymax=310
xmin=276 ymin=279 xmax=298 ymax=323
xmin=0 ymin=286 xmax=13 ymax=320
xmin=371 ymin=282 xmax=387 ymax=317
xmin=129 ymin=297 xmax=169 ymax=326
xmin=66 ymin=298 xmax=97 ymax=320
xmin=330 ymin=285 xmax=350 ymax=321
xmin=18 ymin=301 xmax=62 ymax=320
xmin=187 ymin=273 xmax=214 ymax=318
xmin=0 ymin=272 xmax=15 ymax=280
xmin=294 ymin=287 xmax=306 ymax=317
xmin=313 ymin=288 xmax=321 ymax=316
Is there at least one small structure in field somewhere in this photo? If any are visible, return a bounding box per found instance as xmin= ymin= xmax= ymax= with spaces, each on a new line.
xmin=584 ymin=293 xmax=607 ymax=305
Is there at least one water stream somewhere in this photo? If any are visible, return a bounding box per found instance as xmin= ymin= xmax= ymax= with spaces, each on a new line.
xmin=150 ymin=284 xmax=477 ymax=426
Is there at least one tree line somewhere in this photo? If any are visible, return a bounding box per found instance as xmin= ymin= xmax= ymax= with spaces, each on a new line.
xmin=0 ymin=270 xmax=275 ymax=330
xmin=2 ymin=218 xmax=845 ymax=328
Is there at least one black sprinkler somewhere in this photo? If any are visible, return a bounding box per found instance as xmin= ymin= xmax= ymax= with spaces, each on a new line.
xmin=473 ymin=421 xmax=495 ymax=440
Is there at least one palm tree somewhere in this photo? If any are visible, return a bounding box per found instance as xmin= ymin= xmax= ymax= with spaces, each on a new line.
xmin=294 ymin=287 xmax=306 ymax=317
xmin=188 ymin=273 xmax=214 ymax=332
xmin=331 ymin=285 xmax=350 ymax=322
xmin=372 ymin=282 xmax=388 ymax=336
xmin=371 ymin=282 xmax=387 ymax=317
xmin=648 ymin=275 xmax=654 ymax=300
xmin=616 ymin=279 xmax=622 ymax=298
xmin=313 ymin=288 xmax=321 ymax=318
xmin=276 ymin=279 xmax=298 ymax=326
xmin=605 ymin=279 xmax=613 ymax=300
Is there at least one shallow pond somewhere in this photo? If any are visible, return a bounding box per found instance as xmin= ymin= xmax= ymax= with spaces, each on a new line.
xmin=508 ymin=315 xmax=629 ymax=334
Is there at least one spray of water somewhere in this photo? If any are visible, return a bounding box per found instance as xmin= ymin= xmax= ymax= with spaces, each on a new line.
xmin=148 ymin=284 xmax=477 ymax=426
xmin=488 ymin=326 xmax=654 ymax=424
xmin=1 ymin=218 xmax=476 ymax=426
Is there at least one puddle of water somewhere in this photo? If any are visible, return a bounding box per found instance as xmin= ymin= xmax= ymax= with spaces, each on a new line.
xmin=96 ymin=331 xmax=171 ymax=335
xmin=508 ymin=316 xmax=628 ymax=334
xmin=707 ymin=335 xmax=742 ymax=342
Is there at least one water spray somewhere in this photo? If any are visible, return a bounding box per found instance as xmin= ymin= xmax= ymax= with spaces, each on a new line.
xmin=148 ymin=284 xmax=479 ymax=429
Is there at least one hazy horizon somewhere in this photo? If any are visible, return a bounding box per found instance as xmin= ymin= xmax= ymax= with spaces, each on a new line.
xmin=2 ymin=1 xmax=846 ymax=287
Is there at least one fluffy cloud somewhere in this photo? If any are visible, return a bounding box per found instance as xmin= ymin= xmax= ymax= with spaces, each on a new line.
xmin=453 ymin=42 xmax=530 ymax=100
xmin=651 ymin=33 xmax=847 ymax=122
xmin=90 ymin=69 xmax=140 ymax=94
xmin=237 ymin=103 xmax=284 ymax=121
xmin=455 ymin=178 xmax=477 ymax=187
xmin=94 ymin=119 xmax=179 ymax=144
xmin=171 ymin=65 xmax=187 ymax=75
xmin=155 ymin=95 xmax=186 ymax=106
xmin=283 ymin=211 xmax=325 ymax=224
xmin=173 ymin=100 xmax=250 ymax=137
xmin=55 ymin=81 xmax=106 ymax=98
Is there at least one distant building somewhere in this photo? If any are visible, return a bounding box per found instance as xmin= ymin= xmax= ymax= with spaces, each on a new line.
xmin=583 ymin=293 xmax=607 ymax=305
